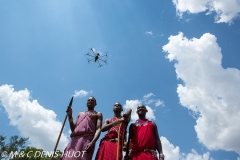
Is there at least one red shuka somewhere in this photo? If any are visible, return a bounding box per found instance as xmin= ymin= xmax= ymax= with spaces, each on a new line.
xmin=130 ymin=119 xmax=158 ymax=160
xmin=95 ymin=117 xmax=126 ymax=160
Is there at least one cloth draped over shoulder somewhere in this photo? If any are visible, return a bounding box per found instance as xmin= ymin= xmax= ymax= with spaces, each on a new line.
xmin=59 ymin=112 xmax=96 ymax=160
xmin=95 ymin=117 xmax=126 ymax=160
xmin=130 ymin=119 xmax=158 ymax=160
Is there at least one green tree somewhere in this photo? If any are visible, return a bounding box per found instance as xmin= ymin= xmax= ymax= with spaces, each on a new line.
xmin=0 ymin=134 xmax=62 ymax=160
xmin=0 ymin=134 xmax=28 ymax=160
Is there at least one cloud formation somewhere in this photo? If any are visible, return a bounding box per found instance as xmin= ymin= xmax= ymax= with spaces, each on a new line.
xmin=0 ymin=86 xmax=217 ymax=159
xmin=73 ymin=90 xmax=90 ymax=98
xmin=123 ymin=95 xmax=212 ymax=159
xmin=163 ymin=32 xmax=240 ymax=154
xmin=143 ymin=93 xmax=164 ymax=107
xmin=0 ymin=84 xmax=69 ymax=151
xmin=146 ymin=31 xmax=153 ymax=35
xmin=172 ymin=0 xmax=240 ymax=23
xmin=161 ymin=136 xmax=213 ymax=160
xmin=123 ymin=93 xmax=164 ymax=122
xmin=161 ymin=136 xmax=181 ymax=160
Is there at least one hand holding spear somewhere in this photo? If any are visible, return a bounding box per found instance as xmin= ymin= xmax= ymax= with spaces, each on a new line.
xmin=51 ymin=96 xmax=74 ymax=160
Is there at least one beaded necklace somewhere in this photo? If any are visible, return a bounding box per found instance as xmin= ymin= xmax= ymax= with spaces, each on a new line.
xmin=135 ymin=119 xmax=148 ymax=126
xmin=111 ymin=117 xmax=122 ymax=132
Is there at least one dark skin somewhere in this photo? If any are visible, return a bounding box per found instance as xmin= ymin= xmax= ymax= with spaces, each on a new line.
xmin=101 ymin=102 xmax=132 ymax=132
xmin=124 ymin=105 xmax=164 ymax=160
xmin=66 ymin=96 xmax=103 ymax=153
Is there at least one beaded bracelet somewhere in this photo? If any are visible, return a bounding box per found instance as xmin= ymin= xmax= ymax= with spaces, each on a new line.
xmin=112 ymin=120 xmax=119 ymax=126
xmin=160 ymin=153 xmax=165 ymax=159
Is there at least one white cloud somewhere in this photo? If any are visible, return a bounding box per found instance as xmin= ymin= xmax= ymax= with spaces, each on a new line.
xmin=143 ymin=93 xmax=164 ymax=108
xmin=146 ymin=31 xmax=153 ymax=35
xmin=143 ymin=93 xmax=155 ymax=99
xmin=73 ymin=90 xmax=90 ymax=98
xmin=161 ymin=136 xmax=213 ymax=160
xmin=123 ymin=94 xmax=164 ymax=122
xmin=155 ymin=99 xmax=164 ymax=107
xmin=123 ymin=99 xmax=145 ymax=122
xmin=161 ymin=136 xmax=181 ymax=160
xmin=163 ymin=32 xmax=240 ymax=154
xmin=0 ymin=84 xmax=69 ymax=151
xmin=181 ymin=149 xmax=212 ymax=160
xmin=122 ymin=94 xmax=213 ymax=159
xmin=172 ymin=0 xmax=240 ymax=24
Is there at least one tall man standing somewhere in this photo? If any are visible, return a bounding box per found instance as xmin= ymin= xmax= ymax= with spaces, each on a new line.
xmin=124 ymin=104 xmax=164 ymax=160
xmin=95 ymin=102 xmax=132 ymax=160
xmin=59 ymin=96 xmax=103 ymax=160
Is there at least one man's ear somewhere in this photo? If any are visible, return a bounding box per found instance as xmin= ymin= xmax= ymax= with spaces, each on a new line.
xmin=146 ymin=109 xmax=148 ymax=112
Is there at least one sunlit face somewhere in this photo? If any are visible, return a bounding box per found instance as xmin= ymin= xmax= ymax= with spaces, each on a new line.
xmin=87 ymin=97 xmax=96 ymax=107
xmin=136 ymin=104 xmax=147 ymax=115
xmin=113 ymin=102 xmax=123 ymax=112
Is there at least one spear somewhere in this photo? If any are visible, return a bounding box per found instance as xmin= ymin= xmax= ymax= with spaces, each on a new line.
xmin=51 ymin=96 xmax=74 ymax=160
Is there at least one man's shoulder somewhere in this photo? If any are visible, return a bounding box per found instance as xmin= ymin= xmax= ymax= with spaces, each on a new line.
xmin=150 ymin=121 xmax=156 ymax=125
xmin=129 ymin=122 xmax=136 ymax=127
xmin=150 ymin=121 xmax=158 ymax=128
xmin=96 ymin=111 xmax=102 ymax=115
xmin=77 ymin=112 xmax=84 ymax=116
xmin=146 ymin=120 xmax=156 ymax=125
xmin=95 ymin=111 xmax=103 ymax=118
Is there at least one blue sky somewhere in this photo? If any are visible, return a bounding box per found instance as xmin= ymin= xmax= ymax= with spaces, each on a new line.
xmin=0 ymin=0 xmax=240 ymax=159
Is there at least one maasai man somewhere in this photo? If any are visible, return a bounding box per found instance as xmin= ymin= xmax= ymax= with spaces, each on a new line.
xmin=95 ymin=102 xmax=132 ymax=160
xmin=59 ymin=96 xmax=103 ymax=160
xmin=124 ymin=104 xmax=164 ymax=160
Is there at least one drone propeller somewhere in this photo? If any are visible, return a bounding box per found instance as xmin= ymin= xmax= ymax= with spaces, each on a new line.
xmin=99 ymin=52 xmax=107 ymax=57
xmin=86 ymin=53 xmax=93 ymax=63
xmin=97 ymin=61 xmax=103 ymax=67
xmin=99 ymin=59 xmax=107 ymax=64
xmin=88 ymin=58 xmax=95 ymax=62
xmin=90 ymin=47 xmax=96 ymax=55
xmin=91 ymin=47 xmax=95 ymax=52
xmin=86 ymin=53 xmax=95 ymax=57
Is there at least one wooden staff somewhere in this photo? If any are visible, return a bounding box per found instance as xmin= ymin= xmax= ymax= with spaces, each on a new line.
xmin=51 ymin=96 xmax=74 ymax=160
xmin=116 ymin=122 xmax=122 ymax=160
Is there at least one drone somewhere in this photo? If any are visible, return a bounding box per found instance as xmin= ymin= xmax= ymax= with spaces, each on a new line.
xmin=86 ymin=48 xmax=108 ymax=67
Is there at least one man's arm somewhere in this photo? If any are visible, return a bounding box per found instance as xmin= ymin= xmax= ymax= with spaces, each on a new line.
xmin=66 ymin=106 xmax=80 ymax=132
xmin=100 ymin=118 xmax=112 ymax=132
xmin=123 ymin=109 xmax=132 ymax=131
xmin=102 ymin=109 xmax=132 ymax=133
xmin=69 ymin=115 xmax=76 ymax=132
xmin=85 ymin=112 xmax=103 ymax=152
xmin=124 ymin=123 xmax=134 ymax=160
xmin=91 ymin=112 xmax=103 ymax=143
xmin=152 ymin=122 xmax=164 ymax=160
xmin=101 ymin=112 xmax=131 ymax=132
